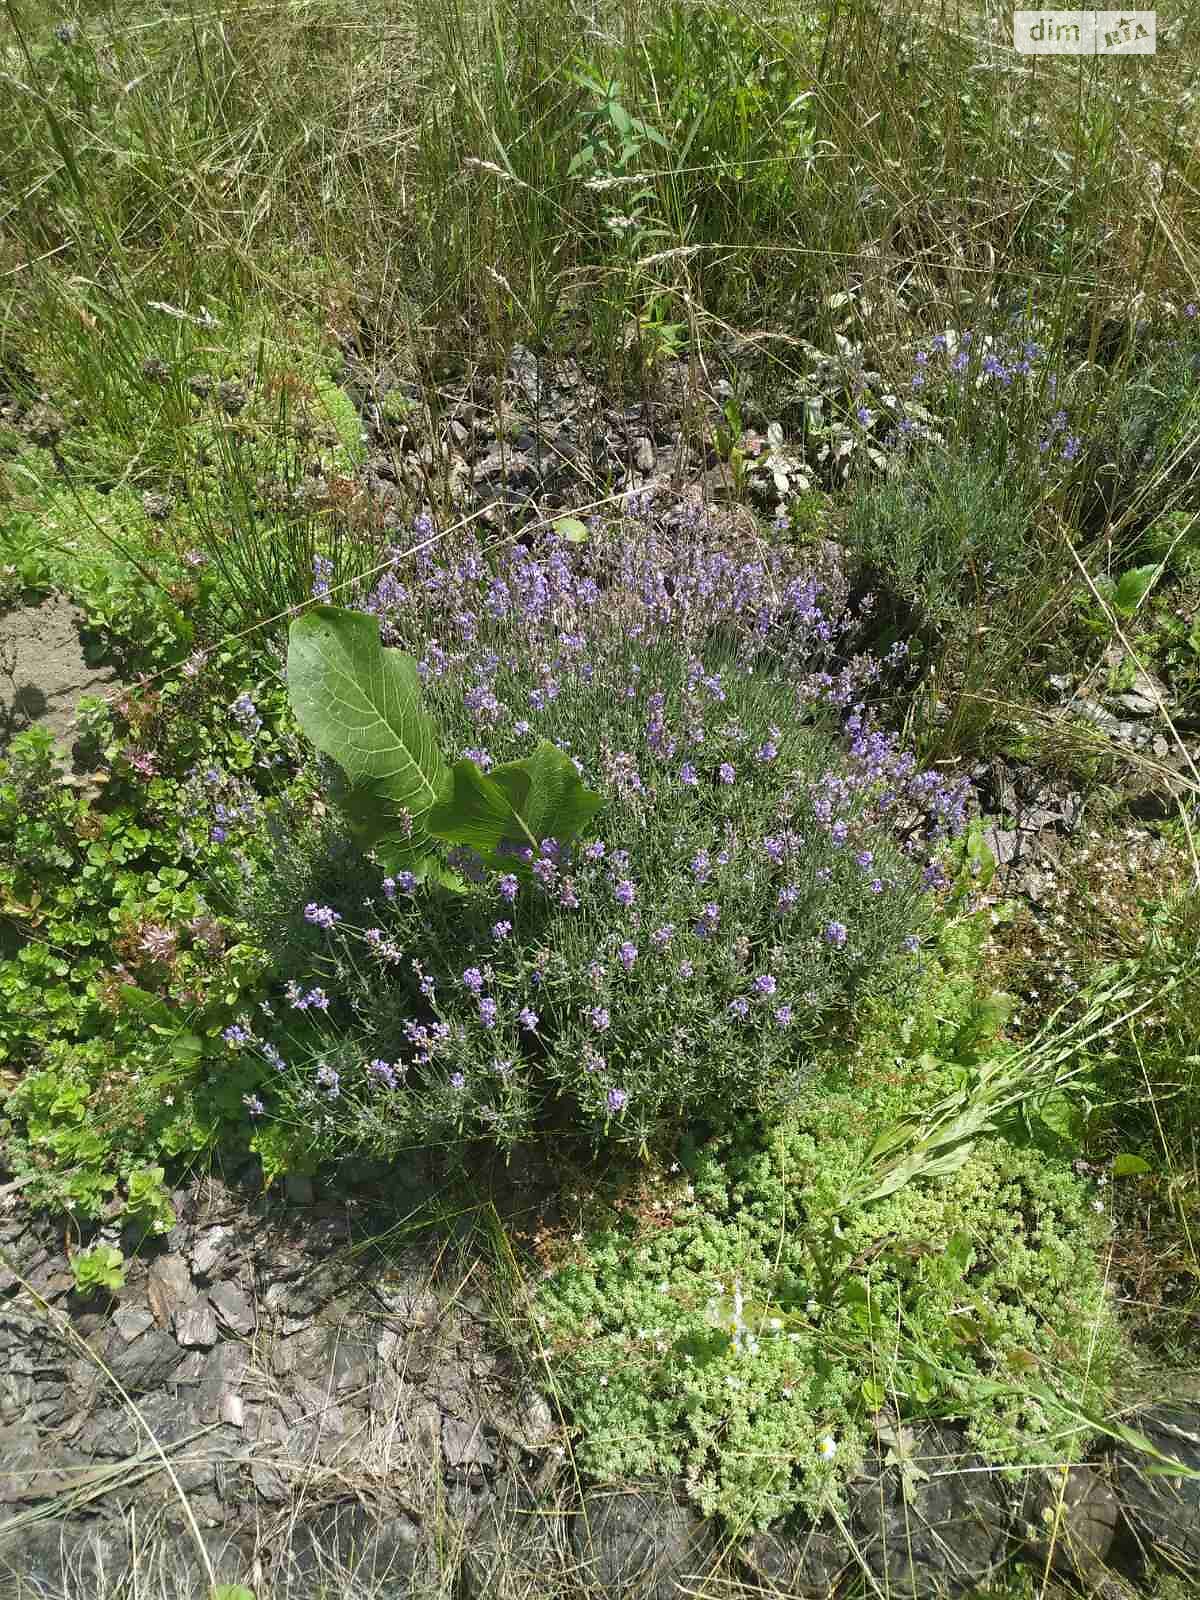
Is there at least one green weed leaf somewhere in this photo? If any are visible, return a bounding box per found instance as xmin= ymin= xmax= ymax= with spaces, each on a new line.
xmin=1112 ymin=1152 xmax=1153 ymax=1176
xmin=425 ymin=741 xmax=603 ymax=864
xmin=1112 ymin=564 xmax=1159 ymax=616
xmin=287 ymin=607 xmax=447 ymax=864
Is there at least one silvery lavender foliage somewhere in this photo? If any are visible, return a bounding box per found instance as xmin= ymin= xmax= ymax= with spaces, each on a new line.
xmin=249 ymin=504 xmax=970 ymax=1156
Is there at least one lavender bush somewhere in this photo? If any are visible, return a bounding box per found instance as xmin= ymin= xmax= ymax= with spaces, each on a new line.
xmin=236 ymin=509 xmax=969 ymax=1164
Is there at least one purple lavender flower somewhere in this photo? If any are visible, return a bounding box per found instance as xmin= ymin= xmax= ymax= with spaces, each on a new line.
xmin=304 ymin=903 xmax=341 ymax=930
xmin=492 ymin=921 xmax=512 ymax=942
xmin=753 ymin=974 xmax=777 ymax=997
xmin=679 ymin=763 xmax=699 ymax=787
xmin=718 ymin=762 xmax=736 ymax=785
xmin=498 ymin=874 xmax=519 ymax=903
xmin=518 ymin=1006 xmax=539 ymax=1031
xmin=728 ymin=997 xmax=750 ymax=1019
xmin=651 ymin=924 xmax=675 ymax=949
xmin=777 ymin=884 xmax=799 ymax=909
xmin=902 ymin=934 xmax=921 ymax=954
xmin=690 ymin=849 xmax=711 ymax=882
xmin=315 ymin=1064 xmax=340 ymax=1098
xmin=823 ymin=922 xmax=848 ymax=948
xmin=462 ymin=967 xmax=485 ymax=995
xmin=449 ymin=1072 xmax=466 ymax=1090
xmin=695 ymin=902 xmax=720 ymax=938
xmin=855 ymin=850 xmax=874 ymax=869
xmin=222 ymin=1024 xmax=252 ymax=1048
xmin=618 ymin=941 xmax=638 ymax=972
xmin=243 ymin=1094 xmax=265 ymax=1116
xmin=210 ymin=826 xmax=228 ymax=844
xmin=606 ymin=1087 xmax=628 ymax=1113
xmin=678 ymin=960 xmax=695 ymax=979
xmin=263 ymin=1043 xmax=286 ymax=1070
xmin=479 ymin=997 xmax=498 ymax=1028
xmin=614 ymin=879 xmax=636 ymax=908
xmin=583 ymin=840 xmax=606 ymax=862
xmin=588 ymin=1006 xmax=611 ymax=1032
xmin=559 ymin=878 xmax=581 ymax=910
xmin=368 ymin=1059 xmax=397 ymax=1089
xmin=774 ymin=1005 xmax=793 ymax=1028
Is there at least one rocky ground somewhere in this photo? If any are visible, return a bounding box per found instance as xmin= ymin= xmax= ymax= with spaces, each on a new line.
xmin=2 ymin=1166 xmax=1200 ymax=1599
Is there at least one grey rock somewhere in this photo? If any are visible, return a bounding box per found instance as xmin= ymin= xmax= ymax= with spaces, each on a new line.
xmin=849 ymin=1421 xmax=1010 ymax=1596
xmin=442 ymin=1414 xmax=495 ymax=1475
xmin=0 ymin=1519 xmax=128 ymax=1592
xmin=572 ymin=1484 xmax=714 ymax=1599
xmin=195 ymin=1340 xmax=250 ymax=1421
xmin=102 ymin=1324 xmax=185 ymax=1392
xmin=1113 ymin=1403 xmax=1200 ymax=1566
xmin=281 ymin=1501 xmax=434 ymax=1596
xmin=207 ymin=1280 xmax=256 ymax=1337
xmin=460 ymin=1475 xmax=567 ymax=1599
xmin=147 ymin=1253 xmax=193 ymax=1330
xmin=190 ymin=1225 xmax=235 ymax=1279
xmin=174 ymin=1297 xmax=219 ymax=1349
xmin=285 ymin=1173 xmax=315 ymax=1206
xmin=1018 ymin=1463 xmax=1119 ymax=1586
xmin=113 ymin=1304 xmax=156 ymax=1343
xmin=739 ymin=1523 xmax=853 ymax=1598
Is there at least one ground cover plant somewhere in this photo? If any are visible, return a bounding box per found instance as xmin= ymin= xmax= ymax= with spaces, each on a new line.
xmin=1 ymin=0 xmax=1199 ymax=1596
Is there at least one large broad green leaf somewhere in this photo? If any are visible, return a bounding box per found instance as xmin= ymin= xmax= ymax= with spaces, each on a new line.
xmin=425 ymin=741 xmax=604 ymax=863
xmin=287 ymin=608 xmax=447 ymax=863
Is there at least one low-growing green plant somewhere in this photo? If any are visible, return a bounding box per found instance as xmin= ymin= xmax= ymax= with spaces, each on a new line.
xmin=535 ymin=927 xmax=1121 ymax=1530
xmin=69 ymin=1244 xmax=126 ymax=1297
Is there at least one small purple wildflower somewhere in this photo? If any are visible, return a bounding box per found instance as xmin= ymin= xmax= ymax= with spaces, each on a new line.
xmin=449 ymin=1072 xmax=466 ymax=1090
xmin=679 ymin=763 xmax=699 ymax=787
xmin=518 ymin=1006 xmax=539 ymax=1031
xmin=499 ymin=874 xmax=519 ymax=903
xmin=243 ymin=1094 xmax=265 ymax=1116
xmin=651 ymin=924 xmax=675 ymax=949
xmin=368 ymin=1059 xmax=397 ymax=1089
xmin=695 ymin=902 xmax=720 ymax=938
xmin=774 ymin=1005 xmax=793 ymax=1028
xmin=718 ymin=762 xmax=736 ymax=785
xmin=618 ymin=941 xmax=638 ymax=972
xmin=824 ymin=922 xmax=848 ymax=948
xmin=753 ymin=974 xmax=778 ymax=997
xmin=902 ymin=934 xmax=921 ymax=954
xmin=315 ymin=1064 xmax=340 ymax=1098
xmin=582 ymin=841 xmax=606 ymax=862
xmin=678 ymin=960 xmax=695 ymax=979
xmin=492 ymin=920 xmax=512 ymax=942
xmin=479 ymin=997 xmax=498 ymax=1028
xmin=614 ymin=879 xmax=636 ymax=908
xmin=728 ymin=997 xmax=750 ymax=1019
xmin=222 ymin=1024 xmax=251 ymax=1048
xmin=210 ymin=826 xmax=228 ymax=844
xmin=303 ymin=903 xmax=341 ymax=930
xmin=462 ymin=967 xmax=485 ymax=995
xmin=606 ymin=1087 xmax=628 ymax=1113
xmin=559 ymin=878 xmax=581 ymax=909
xmin=588 ymin=1006 xmax=611 ymax=1032
xmin=855 ymin=850 xmax=874 ymax=869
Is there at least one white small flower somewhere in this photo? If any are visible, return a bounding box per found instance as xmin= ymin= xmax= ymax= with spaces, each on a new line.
xmin=768 ymin=1317 xmax=783 ymax=1331
xmin=818 ymin=1435 xmax=837 ymax=1461
xmin=781 ymin=1387 xmax=793 ymax=1399
xmin=657 ymin=1281 xmax=670 ymax=1294
xmin=1091 ymin=1199 xmax=1105 ymax=1214
xmin=599 ymin=1376 xmax=609 ymax=1387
